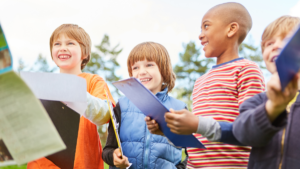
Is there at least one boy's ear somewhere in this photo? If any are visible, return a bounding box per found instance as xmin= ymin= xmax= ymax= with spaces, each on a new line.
xmin=227 ymin=22 xmax=239 ymax=38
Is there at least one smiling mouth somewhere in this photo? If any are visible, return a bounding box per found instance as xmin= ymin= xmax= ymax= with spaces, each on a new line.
xmin=140 ymin=78 xmax=152 ymax=83
xmin=58 ymin=55 xmax=71 ymax=59
xmin=201 ymin=42 xmax=208 ymax=47
xmin=271 ymin=55 xmax=278 ymax=62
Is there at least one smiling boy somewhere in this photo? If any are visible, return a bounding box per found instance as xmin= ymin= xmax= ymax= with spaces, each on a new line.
xmin=27 ymin=24 xmax=115 ymax=169
xmin=164 ymin=3 xmax=265 ymax=169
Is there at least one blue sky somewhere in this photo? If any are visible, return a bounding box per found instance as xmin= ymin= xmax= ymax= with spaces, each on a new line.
xmin=0 ymin=0 xmax=299 ymax=81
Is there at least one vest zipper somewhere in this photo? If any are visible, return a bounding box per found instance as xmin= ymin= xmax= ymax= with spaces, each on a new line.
xmin=278 ymin=128 xmax=286 ymax=169
xmin=143 ymin=128 xmax=151 ymax=169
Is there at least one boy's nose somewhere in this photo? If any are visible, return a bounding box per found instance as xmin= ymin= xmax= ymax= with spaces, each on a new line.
xmin=199 ymin=32 xmax=205 ymax=41
xmin=139 ymin=67 xmax=147 ymax=75
xmin=59 ymin=45 xmax=67 ymax=51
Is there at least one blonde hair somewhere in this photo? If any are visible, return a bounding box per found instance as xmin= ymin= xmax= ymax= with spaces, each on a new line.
xmin=127 ymin=42 xmax=176 ymax=92
xmin=261 ymin=16 xmax=300 ymax=52
xmin=49 ymin=24 xmax=91 ymax=69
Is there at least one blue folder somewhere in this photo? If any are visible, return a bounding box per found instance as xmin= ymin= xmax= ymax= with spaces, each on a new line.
xmin=276 ymin=26 xmax=300 ymax=90
xmin=113 ymin=78 xmax=205 ymax=148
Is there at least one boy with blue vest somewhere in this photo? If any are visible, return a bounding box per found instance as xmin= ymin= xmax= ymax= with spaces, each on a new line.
xmin=102 ymin=42 xmax=186 ymax=169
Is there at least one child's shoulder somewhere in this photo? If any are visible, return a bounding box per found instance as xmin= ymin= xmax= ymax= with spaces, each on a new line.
xmin=79 ymin=72 xmax=105 ymax=83
xmin=166 ymin=95 xmax=187 ymax=109
xmin=234 ymin=58 xmax=260 ymax=70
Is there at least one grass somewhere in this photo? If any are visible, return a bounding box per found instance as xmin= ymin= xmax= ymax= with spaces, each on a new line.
xmin=0 ymin=150 xmax=185 ymax=169
xmin=0 ymin=165 xmax=26 ymax=169
xmin=0 ymin=163 xmax=109 ymax=169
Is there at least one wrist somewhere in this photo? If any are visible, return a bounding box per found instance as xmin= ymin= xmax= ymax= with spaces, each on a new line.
xmin=192 ymin=115 xmax=199 ymax=133
xmin=265 ymin=100 xmax=287 ymax=122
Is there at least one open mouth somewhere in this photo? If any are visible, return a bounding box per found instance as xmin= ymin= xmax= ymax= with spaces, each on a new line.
xmin=58 ymin=55 xmax=71 ymax=59
xmin=271 ymin=55 xmax=278 ymax=62
xmin=140 ymin=78 xmax=152 ymax=83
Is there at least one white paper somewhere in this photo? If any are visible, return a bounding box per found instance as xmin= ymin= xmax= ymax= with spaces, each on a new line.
xmin=0 ymin=71 xmax=66 ymax=165
xmin=20 ymin=71 xmax=87 ymax=115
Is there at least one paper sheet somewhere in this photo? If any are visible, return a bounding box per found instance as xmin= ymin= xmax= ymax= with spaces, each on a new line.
xmin=20 ymin=71 xmax=87 ymax=115
xmin=0 ymin=71 xmax=66 ymax=165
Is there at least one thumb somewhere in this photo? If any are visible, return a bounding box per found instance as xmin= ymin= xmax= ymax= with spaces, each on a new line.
xmin=169 ymin=108 xmax=184 ymax=114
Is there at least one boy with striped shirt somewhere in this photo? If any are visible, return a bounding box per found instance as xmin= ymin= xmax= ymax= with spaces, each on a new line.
xmin=170 ymin=3 xmax=264 ymax=169
xmin=147 ymin=2 xmax=265 ymax=169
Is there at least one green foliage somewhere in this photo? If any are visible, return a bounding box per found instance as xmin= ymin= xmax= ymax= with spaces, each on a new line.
xmin=239 ymin=42 xmax=266 ymax=70
xmin=83 ymin=34 xmax=122 ymax=147
xmin=173 ymin=41 xmax=214 ymax=110
xmin=84 ymin=34 xmax=122 ymax=84
xmin=29 ymin=54 xmax=57 ymax=72
xmin=0 ymin=164 xmax=27 ymax=169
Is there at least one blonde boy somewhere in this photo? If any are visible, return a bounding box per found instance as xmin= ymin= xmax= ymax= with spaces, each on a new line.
xmin=27 ymin=24 xmax=115 ymax=169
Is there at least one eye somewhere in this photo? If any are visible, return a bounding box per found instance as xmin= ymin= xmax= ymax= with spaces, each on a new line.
xmin=266 ymin=41 xmax=274 ymax=47
xmin=68 ymin=42 xmax=75 ymax=45
xmin=147 ymin=63 xmax=154 ymax=67
xmin=204 ymin=24 xmax=208 ymax=29
xmin=54 ymin=43 xmax=60 ymax=46
xmin=132 ymin=66 xmax=138 ymax=70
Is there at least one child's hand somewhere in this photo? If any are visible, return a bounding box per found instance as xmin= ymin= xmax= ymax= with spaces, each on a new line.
xmin=145 ymin=117 xmax=164 ymax=136
xmin=113 ymin=148 xmax=130 ymax=168
xmin=266 ymin=72 xmax=299 ymax=121
xmin=165 ymin=109 xmax=198 ymax=135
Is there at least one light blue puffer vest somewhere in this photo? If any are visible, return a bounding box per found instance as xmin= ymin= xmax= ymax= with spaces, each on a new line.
xmin=115 ymin=88 xmax=186 ymax=169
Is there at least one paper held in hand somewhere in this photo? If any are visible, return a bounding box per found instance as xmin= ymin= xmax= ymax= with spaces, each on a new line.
xmin=0 ymin=23 xmax=66 ymax=166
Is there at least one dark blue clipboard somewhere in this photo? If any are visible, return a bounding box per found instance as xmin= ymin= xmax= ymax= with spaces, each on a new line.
xmin=112 ymin=78 xmax=205 ymax=148
xmin=276 ymin=26 xmax=300 ymax=90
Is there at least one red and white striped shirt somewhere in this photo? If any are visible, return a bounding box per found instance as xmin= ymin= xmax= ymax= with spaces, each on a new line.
xmin=188 ymin=58 xmax=265 ymax=169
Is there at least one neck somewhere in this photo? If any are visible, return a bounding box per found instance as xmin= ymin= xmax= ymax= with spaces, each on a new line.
xmin=216 ymin=42 xmax=240 ymax=65
xmin=60 ymin=68 xmax=82 ymax=75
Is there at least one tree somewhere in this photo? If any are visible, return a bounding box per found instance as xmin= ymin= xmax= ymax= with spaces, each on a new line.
xmin=29 ymin=54 xmax=57 ymax=72
xmin=173 ymin=41 xmax=214 ymax=110
xmin=83 ymin=34 xmax=122 ymax=146
xmin=239 ymin=41 xmax=266 ymax=70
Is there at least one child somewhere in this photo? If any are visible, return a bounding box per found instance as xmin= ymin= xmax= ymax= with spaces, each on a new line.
xmin=102 ymin=42 xmax=187 ymax=169
xmin=27 ymin=24 xmax=114 ymax=169
xmin=147 ymin=2 xmax=265 ymax=169
xmin=157 ymin=16 xmax=300 ymax=169
xmin=232 ymin=16 xmax=300 ymax=169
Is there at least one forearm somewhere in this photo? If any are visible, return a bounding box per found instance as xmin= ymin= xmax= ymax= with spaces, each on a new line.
xmin=196 ymin=116 xmax=221 ymax=142
xmin=84 ymin=92 xmax=110 ymax=126
xmin=102 ymin=120 xmax=119 ymax=166
xmin=233 ymin=102 xmax=287 ymax=147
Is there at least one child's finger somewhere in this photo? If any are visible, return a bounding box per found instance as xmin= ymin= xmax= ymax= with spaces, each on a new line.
xmin=145 ymin=116 xmax=151 ymax=121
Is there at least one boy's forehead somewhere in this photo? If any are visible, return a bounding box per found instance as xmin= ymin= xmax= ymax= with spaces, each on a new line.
xmin=53 ymin=33 xmax=74 ymax=41
xmin=202 ymin=9 xmax=222 ymax=24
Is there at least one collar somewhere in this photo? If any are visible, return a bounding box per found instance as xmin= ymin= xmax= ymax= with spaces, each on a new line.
xmin=155 ymin=87 xmax=168 ymax=102
xmin=212 ymin=57 xmax=244 ymax=69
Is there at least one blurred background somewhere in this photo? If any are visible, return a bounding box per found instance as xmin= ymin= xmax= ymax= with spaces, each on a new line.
xmin=0 ymin=0 xmax=299 ymax=168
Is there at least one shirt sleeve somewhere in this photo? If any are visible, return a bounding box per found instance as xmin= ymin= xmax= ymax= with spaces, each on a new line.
xmin=196 ymin=116 xmax=221 ymax=142
xmin=102 ymin=103 xmax=121 ymax=166
xmin=233 ymin=93 xmax=287 ymax=147
xmin=85 ymin=75 xmax=115 ymax=125
xmin=237 ymin=63 xmax=265 ymax=105
xmin=84 ymin=92 xmax=110 ymax=126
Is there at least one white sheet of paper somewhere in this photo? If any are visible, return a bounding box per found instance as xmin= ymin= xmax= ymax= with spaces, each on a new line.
xmin=20 ymin=71 xmax=87 ymax=115
xmin=0 ymin=71 xmax=66 ymax=165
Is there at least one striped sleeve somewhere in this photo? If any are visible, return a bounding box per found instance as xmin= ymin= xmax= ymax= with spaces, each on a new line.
xmin=237 ymin=63 xmax=265 ymax=105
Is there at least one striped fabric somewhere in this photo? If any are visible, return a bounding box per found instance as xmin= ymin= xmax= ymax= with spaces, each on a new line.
xmin=187 ymin=58 xmax=265 ymax=169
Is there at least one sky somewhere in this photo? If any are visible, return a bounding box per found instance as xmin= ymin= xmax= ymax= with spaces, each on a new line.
xmin=1 ymin=0 xmax=300 ymax=81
